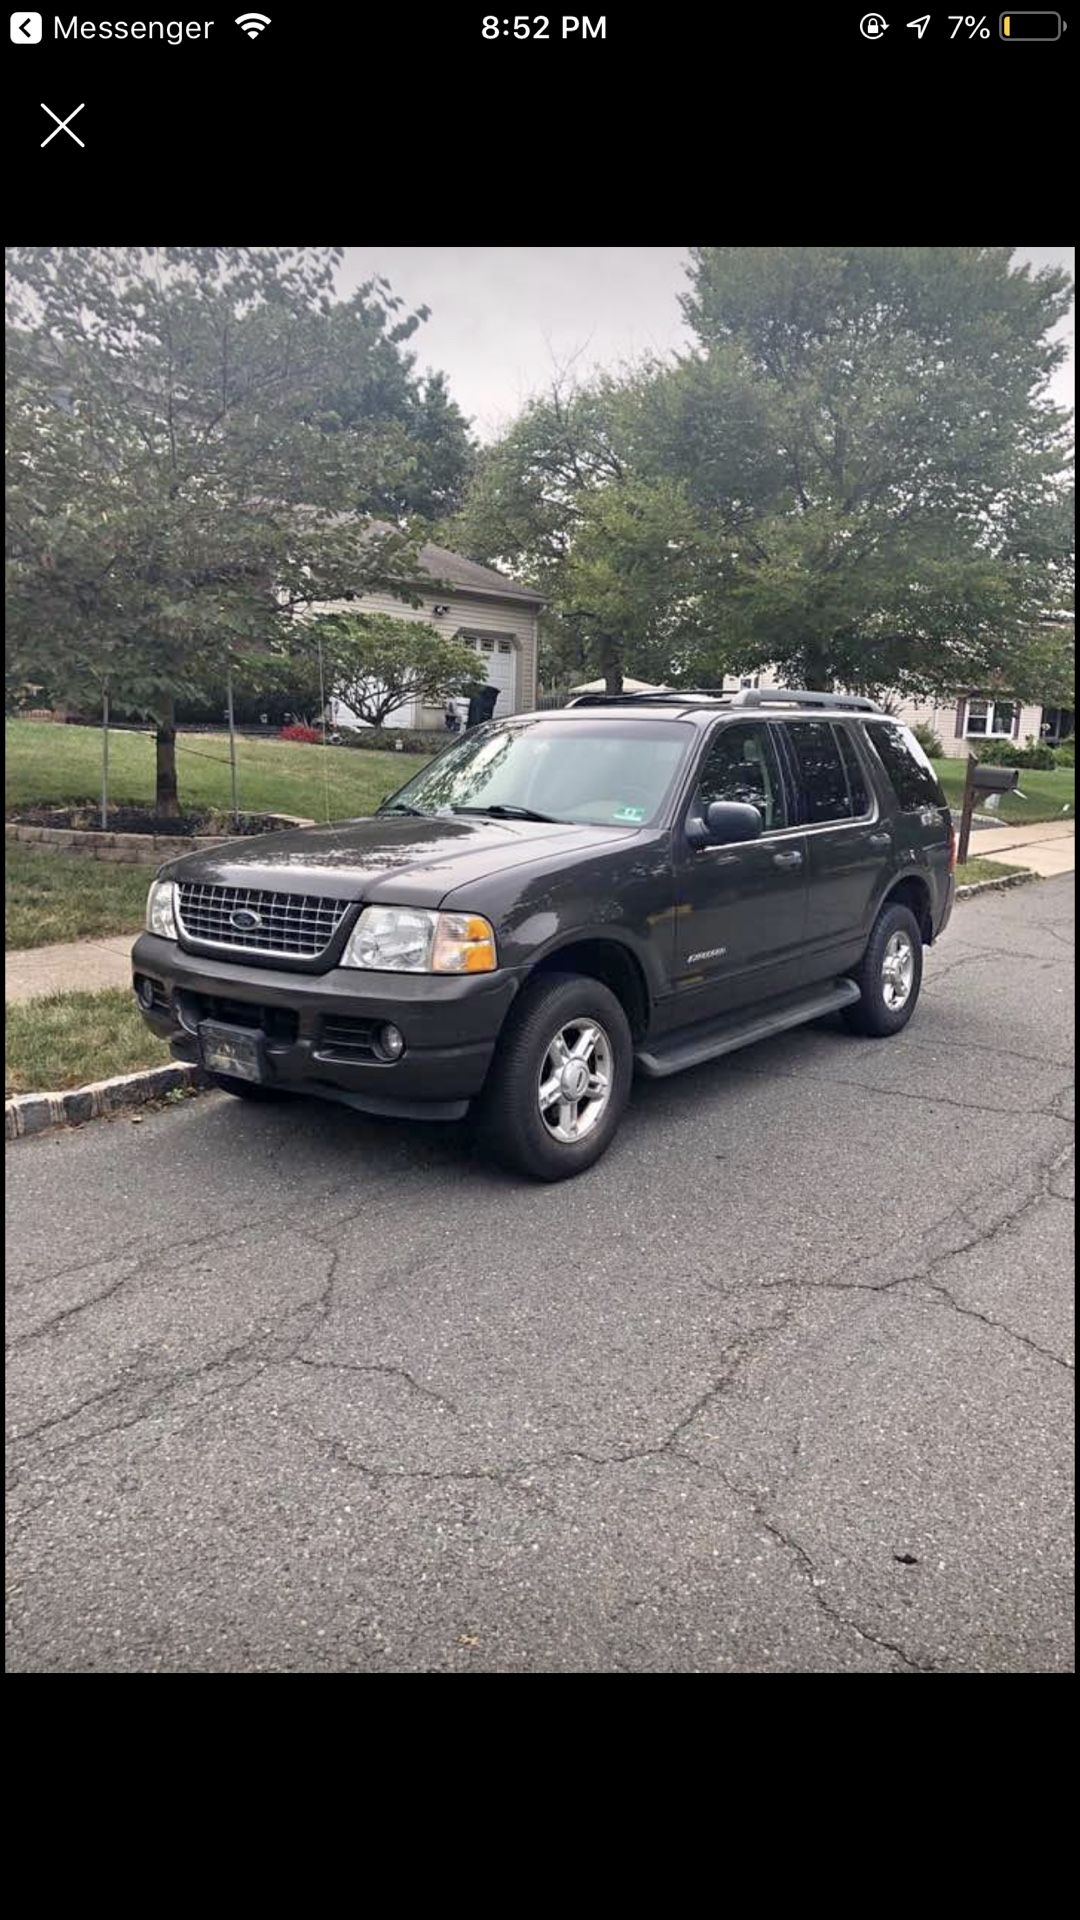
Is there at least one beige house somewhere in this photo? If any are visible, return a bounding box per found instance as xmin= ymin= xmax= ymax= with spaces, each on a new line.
xmin=326 ymin=540 xmax=543 ymax=733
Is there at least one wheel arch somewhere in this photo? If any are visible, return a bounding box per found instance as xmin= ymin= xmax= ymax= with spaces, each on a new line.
xmin=527 ymin=936 xmax=651 ymax=1041
xmin=881 ymin=872 xmax=934 ymax=944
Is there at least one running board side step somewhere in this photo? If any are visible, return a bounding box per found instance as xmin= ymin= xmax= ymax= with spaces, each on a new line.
xmin=635 ymin=979 xmax=861 ymax=1079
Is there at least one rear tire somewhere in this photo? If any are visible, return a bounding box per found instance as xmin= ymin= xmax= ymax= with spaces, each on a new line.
xmin=211 ymin=1073 xmax=284 ymax=1101
xmin=477 ymin=971 xmax=633 ymax=1180
xmin=844 ymin=901 xmax=923 ymax=1037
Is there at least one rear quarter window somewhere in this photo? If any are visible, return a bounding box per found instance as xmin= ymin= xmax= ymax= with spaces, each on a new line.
xmin=865 ymin=721 xmax=946 ymax=811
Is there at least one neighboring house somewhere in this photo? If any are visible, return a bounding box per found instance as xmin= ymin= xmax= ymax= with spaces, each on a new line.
xmin=884 ymin=690 xmax=1073 ymax=758
xmin=324 ymin=539 xmax=543 ymax=733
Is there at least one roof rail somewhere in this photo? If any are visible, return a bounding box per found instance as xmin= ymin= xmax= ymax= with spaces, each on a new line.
xmin=565 ymin=690 xmax=731 ymax=709
xmin=729 ymin=688 xmax=882 ymax=714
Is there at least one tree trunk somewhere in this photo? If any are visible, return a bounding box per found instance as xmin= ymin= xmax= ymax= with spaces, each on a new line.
xmin=799 ymin=644 xmax=831 ymax=691
xmin=599 ymin=636 xmax=624 ymax=696
xmin=155 ymin=696 xmax=180 ymax=817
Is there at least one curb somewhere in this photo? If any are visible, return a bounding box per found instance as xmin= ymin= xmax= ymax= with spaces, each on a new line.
xmin=6 ymin=1062 xmax=208 ymax=1141
xmin=955 ymin=869 xmax=1040 ymax=900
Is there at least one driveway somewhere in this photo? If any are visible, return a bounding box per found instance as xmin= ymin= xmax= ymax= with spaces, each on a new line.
xmin=6 ymin=879 xmax=1074 ymax=1672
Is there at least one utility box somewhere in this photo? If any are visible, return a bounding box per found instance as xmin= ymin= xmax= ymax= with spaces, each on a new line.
xmin=970 ymin=763 xmax=1021 ymax=795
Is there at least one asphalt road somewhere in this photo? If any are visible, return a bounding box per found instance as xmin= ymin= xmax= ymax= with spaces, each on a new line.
xmin=6 ymin=879 xmax=1074 ymax=1673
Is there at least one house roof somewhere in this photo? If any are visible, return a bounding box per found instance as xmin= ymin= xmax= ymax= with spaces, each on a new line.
xmin=312 ymin=512 xmax=544 ymax=607
xmin=412 ymin=538 xmax=544 ymax=607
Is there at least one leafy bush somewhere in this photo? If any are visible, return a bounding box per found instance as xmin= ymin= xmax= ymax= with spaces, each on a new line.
xmin=911 ymin=722 xmax=944 ymax=757
xmin=1052 ymin=737 xmax=1075 ymax=767
xmin=974 ymin=739 xmax=1056 ymax=770
xmin=338 ymin=726 xmax=438 ymax=755
xmin=279 ymin=722 xmax=323 ymax=745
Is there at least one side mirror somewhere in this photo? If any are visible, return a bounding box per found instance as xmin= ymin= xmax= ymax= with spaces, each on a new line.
xmin=689 ymin=800 xmax=764 ymax=847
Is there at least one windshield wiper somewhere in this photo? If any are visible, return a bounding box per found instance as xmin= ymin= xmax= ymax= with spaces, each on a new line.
xmin=453 ymin=804 xmax=562 ymax=824
xmin=379 ymin=801 xmax=428 ymax=817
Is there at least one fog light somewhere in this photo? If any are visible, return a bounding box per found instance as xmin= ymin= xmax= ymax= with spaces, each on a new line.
xmin=136 ymin=975 xmax=156 ymax=1010
xmin=379 ymin=1022 xmax=405 ymax=1060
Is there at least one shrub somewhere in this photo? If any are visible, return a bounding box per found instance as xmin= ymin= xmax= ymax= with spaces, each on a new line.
xmin=974 ymin=739 xmax=1056 ymax=770
xmin=1052 ymin=737 xmax=1075 ymax=768
xmin=279 ymin=722 xmax=323 ymax=745
xmin=911 ymin=722 xmax=944 ymax=757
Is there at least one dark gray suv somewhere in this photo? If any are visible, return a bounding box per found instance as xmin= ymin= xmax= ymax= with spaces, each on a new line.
xmin=132 ymin=689 xmax=956 ymax=1180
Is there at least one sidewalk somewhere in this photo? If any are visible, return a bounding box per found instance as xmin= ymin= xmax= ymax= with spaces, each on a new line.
xmin=5 ymin=935 xmax=134 ymax=1005
xmin=966 ymin=817 xmax=1076 ymax=879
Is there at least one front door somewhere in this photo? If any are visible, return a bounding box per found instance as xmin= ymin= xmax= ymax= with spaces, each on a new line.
xmin=671 ymin=720 xmax=808 ymax=1021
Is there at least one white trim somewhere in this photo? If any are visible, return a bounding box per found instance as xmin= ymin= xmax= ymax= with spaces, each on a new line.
xmin=963 ymin=697 xmax=1017 ymax=739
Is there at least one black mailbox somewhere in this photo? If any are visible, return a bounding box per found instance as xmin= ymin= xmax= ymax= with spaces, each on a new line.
xmin=970 ymin=763 xmax=1021 ymax=794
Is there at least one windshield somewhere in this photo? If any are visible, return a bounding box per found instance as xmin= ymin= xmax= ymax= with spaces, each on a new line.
xmin=380 ymin=718 xmax=692 ymax=828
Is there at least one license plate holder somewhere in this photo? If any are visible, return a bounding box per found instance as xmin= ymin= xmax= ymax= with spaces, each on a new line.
xmin=198 ymin=1021 xmax=266 ymax=1083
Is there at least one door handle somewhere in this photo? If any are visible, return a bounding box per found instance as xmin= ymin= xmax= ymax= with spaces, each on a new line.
xmin=868 ymin=831 xmax=892 ymax=848
xmin=772 ymin=849 xmax=803 ymax=869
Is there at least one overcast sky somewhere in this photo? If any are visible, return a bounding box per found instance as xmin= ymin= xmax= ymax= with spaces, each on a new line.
xmin=337 ymin=246 xmax=1075 ymax=441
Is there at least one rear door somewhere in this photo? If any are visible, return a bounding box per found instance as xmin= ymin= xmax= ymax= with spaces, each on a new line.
xmin=779 ymin=719 xmax=890 ymax=962
xmin=861 ymin=718 xmax=955 ymax=931
xmin=671 ymin=719 xmax=809 ymax=1020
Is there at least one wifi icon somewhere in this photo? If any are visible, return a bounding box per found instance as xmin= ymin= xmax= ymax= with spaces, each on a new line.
xmin=235 ymin=12 xmax=270 ymax=35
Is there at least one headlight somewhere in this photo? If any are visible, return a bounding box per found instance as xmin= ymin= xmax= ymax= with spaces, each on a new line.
xmin=342 ymin=906 xmax=497 ymax=974
xmin=146 ymin=879 xmax=178 ymax=939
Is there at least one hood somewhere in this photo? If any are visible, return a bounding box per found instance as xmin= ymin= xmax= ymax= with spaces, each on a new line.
xmin=159 ymin=812 xmax=634 ymax=908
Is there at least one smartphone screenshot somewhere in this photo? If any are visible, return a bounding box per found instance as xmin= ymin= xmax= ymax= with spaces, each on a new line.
xmin=4 ymin=11 xmax=1075 ymax=1681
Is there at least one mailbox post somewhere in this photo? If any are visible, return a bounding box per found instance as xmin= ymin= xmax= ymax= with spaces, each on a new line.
xmin=957 ymin=753 xmax=1021 ymax=864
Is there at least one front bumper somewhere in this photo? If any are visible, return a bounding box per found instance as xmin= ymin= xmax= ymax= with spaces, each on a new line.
xmin=131 ymin=933 xmax=521 ymax=1120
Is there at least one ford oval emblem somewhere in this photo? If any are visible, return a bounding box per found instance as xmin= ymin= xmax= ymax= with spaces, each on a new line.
xmin=230 ymin=908 xmax=262 ymax=932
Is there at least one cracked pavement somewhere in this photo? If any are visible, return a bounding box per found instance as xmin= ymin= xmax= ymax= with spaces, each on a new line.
xmin=6 ymin=879 xmax=1074 ymax=1672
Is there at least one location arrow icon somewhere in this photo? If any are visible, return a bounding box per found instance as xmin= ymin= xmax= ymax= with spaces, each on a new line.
xmin=907 ymin=13 xmax=931 ymax=33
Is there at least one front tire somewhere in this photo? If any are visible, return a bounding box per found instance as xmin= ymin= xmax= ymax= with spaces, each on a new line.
xmin=844 ymin=901 xmax=923 ymax=1037
xmin=477 ymin=972 xmax=633 ymax=1180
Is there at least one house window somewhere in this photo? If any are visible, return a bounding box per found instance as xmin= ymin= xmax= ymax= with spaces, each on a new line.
xmin=965 ymin=698 xmax=1016 ymax=738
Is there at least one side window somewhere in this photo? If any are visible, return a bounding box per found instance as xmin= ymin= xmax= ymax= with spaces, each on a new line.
xmin=835 ymin=726 xmax=871 ymax=815
xmin=865 ymin=721 xmax=945 ymax=811
xmin=693 ymin=723 xmax=787 ymax=832
xmin=786 ymin=721 xmax=853 ymax=823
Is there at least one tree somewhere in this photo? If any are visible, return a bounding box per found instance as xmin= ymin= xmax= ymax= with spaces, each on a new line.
xmin=5 ymin=248 xmax=468 ymax=812
xmin=314 ymin=292 xmax=475 ymax=518
xmin=316 ymin=613 xmax=479 ymax=728
xmin=449 ymin=376 xmax=655 ymax=694
xmin=675 ymin=246 xmax=1074 ymax=694
xmin=452 ymin=249 xmax=1074 ymax=702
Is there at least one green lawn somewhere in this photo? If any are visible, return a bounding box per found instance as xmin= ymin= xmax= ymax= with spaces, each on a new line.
xmin=5 ymin=988 xmax=171 ymax=1096
xmin=955 ymin=857 xmax=1029 ymax=887
xmin=932 ymin=757 xmax=1074 ymax=825
xmin=6 ymin=843 xmax=151 ymax=950
xmin=5 ymin=719 xmax=427 ymax=823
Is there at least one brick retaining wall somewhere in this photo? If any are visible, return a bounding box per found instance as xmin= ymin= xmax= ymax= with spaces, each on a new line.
xmin=6 ymin=814 xmax=314 ymax=865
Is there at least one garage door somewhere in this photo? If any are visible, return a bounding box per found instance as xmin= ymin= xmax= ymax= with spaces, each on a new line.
xmin=461 ymin=635 xmax=517 ymax=716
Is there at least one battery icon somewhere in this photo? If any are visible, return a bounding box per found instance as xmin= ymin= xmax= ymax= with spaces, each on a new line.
xmin=1000 ymin=11 xmax=1064 ymax=34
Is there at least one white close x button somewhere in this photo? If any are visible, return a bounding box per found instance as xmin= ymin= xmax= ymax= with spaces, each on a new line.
xmin=41 ymin=102 xmax=86 ymax=146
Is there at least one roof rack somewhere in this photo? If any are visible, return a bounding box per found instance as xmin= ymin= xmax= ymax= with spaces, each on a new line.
xmin=565 ymin=690 xmax=731 ymax=709
xmin=729 ymin=688 xmax=882 ymax=714
xmin=564 ymin=686 xmax=883 ymax=714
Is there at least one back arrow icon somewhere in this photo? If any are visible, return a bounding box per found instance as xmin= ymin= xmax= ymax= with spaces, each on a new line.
xmin=907 ymin=13 xmax=931 ymax=33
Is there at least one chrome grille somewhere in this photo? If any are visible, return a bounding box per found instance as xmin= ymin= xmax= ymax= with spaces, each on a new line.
xmin=175 ymin=882 xmax=350 ymax=958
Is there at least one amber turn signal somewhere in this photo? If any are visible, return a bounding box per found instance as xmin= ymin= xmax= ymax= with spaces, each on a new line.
xmin=432 ymin=912 xmax=498 ymax=974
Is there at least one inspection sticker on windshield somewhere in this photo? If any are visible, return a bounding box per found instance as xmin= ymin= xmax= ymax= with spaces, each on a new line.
xmin=613 ymin=804 xmax=645 ymax=823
